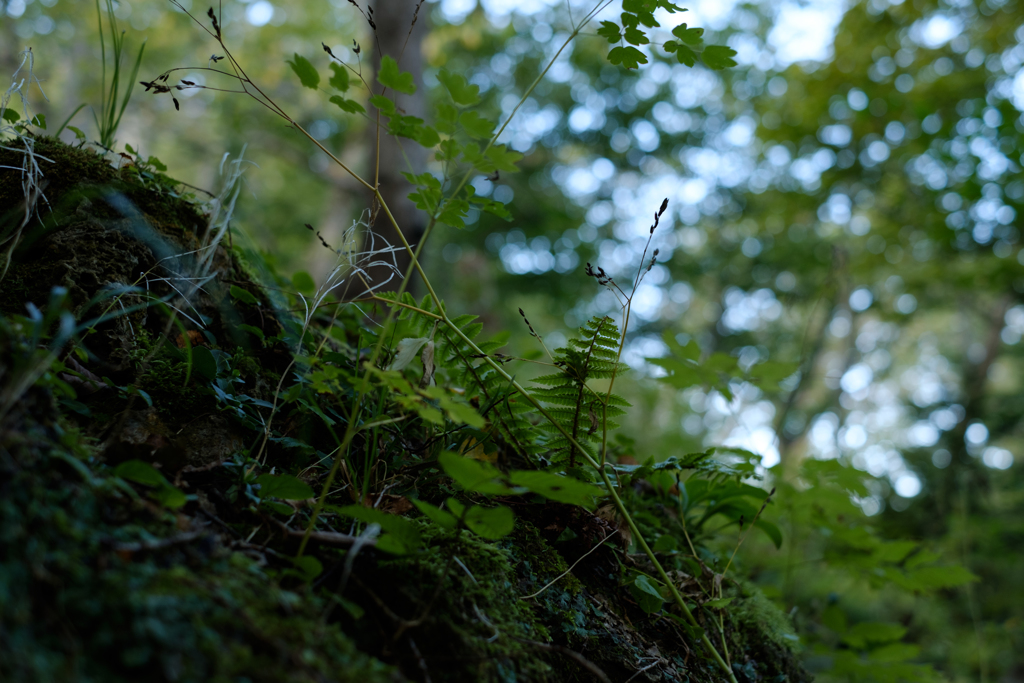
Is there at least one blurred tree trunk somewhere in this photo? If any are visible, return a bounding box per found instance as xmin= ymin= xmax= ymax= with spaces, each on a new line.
xmin=365 ymin=0 xmax=428 ymax=296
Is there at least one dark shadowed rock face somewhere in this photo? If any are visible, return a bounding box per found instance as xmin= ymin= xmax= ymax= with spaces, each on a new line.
xmin=0 ymin=136 xmax=810 ymax=683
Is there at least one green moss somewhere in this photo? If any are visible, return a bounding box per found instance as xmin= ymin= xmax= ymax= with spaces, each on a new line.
xmin=0 ymin=357 xmax=392 ymax=683
xmin=353 ymin=520 xmax=556 ymax=682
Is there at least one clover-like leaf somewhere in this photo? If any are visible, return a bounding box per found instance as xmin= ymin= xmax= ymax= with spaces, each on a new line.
xmin=329 ymin=95 xmax=365 ymax=114
xmin=328 ymin=63 xmax=349 ymax=92
xmin=597 ymin=21 xmax=621 ymax=43
xmin=378 ymin=55 xmax=416 ymax=94
xmin=458 ymin=111 xmax=495 ymax=140
xmin=608 ymin=45 xmax=648 ymax=69
xmin=671 ymin=23 xmax=704 ymax=45
xmin=287 ymin=53 xmax=320 ymax=89
xmin=701 ymin=44 xmax=738 ymax=70
xmin=437 ymin=69 xmax=481 ymax=106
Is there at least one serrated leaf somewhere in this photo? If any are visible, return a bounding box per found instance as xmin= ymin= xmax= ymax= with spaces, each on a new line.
xmin=287 ymin=53 xmax=320 ymax=89
xmin=608 ymin=45 xmax=648 ymax=69
xmin=415 ymin=124 xmax=440 ymax=148
xmin=458 ymin=111 xmax=494 ymax=140
xmin=329 ymin=95 xmax=365 ymax=114
xmin=328 ymin=62 xmax=349 ymax=92
xmin=597 ymin=21 xmax=621 ymax=43
xmin=670 ymin=42 xmax=700 ymax=67
xmin=671 ymin=23 xmax=704 ymax=45
xmin=152 ymin=486 xmax=187 ymax=508
xmin=701 ymin=44 xmax=738 ymax=70
xmin=437 ymin=69 xmax=481 ymax=106
xmin=624 ymin=26 xmax=649 ymax=45
xmin=378 ymin=55 xmax=416 ymax=94
xmin=256 ymin=474 xmax=314 ymax=500
xmin=485 ymin=145 xmax=523 ymax=172
xmin=370 ymin=94 xmax=397 ymax=117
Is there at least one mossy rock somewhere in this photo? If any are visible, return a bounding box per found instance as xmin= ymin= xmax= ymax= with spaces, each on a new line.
xmin=0 ymin=136 xmax=810 ymax=683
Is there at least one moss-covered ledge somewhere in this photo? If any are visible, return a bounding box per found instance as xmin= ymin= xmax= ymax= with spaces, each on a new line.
xmin=0 ymin=135 xmax=809 ymax=683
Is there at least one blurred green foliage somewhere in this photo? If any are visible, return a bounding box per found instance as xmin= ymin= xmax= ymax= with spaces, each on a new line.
xmin=3 ymin=0 xmax=1022 ymax=680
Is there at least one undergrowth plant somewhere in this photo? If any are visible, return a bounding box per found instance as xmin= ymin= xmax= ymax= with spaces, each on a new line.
xmin=133 ymin=1 xmax=754 ymax=678
xmin=91 ymin=0 xmax=146 ymax=150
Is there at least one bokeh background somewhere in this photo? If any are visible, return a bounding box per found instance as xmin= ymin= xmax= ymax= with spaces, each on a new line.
xmin=3 ymin=0 xmax=1022 ymax=679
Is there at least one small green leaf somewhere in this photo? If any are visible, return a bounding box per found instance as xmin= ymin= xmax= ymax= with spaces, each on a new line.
xmin=437 ymin=69 xmax=480 ymax=106
xmin=2 ymin=108 xmax=20 ymax=124
xmin=508 ymin=470 xmax=604 ymax=508
xmin=597 ymin=21 xmax=621 ymax=43
xmin=329 ymin=95 xmax=365 ymax=114
xmin=608 ymin=46 xmax=648 ymax=69
xmin=671 ymin=23 xmax=704 ymax=45
xmin=263 ymin=500 xmax=294 ymax=515
xmin=328 ymin=62 xmax=349 ymax=92
xmin=463 ymin=503 xmax=515 ymax=540
xmin=238 ymin=324 xmax=265 ymax=341
xmin=67 ymin=125 xmax=87 ymax=141
xmin=630 ymin=575 xmax=665 ymax=613
xmin=146 ymin=155 xmax=168 ymax=172
xmin=255 ymin=474 xmax=315 ymax=500
xmin=701 ymin=44 xmax=738 ymax=70
xmin=336 ymin=504 xmax=422 ymax=554
xmin=230 ymin=284 xmax=259 ymax=305
xmin=435 ymin=103 xmax=459 ymax=135
xmin=115 ymin=460 xmax=168 ymax=487
xmin=287 ymin=53 xmax=320 ymax=89
xmin=389 ymin=337 xmax=430 ymax=371
xmin=623 ymin=26 xmax=649 ymax=45
xmin=370 ymin=94 xmax=397 ymax=117
xmin=458 ymin=111 xmax=494 ymax=140
xmin=152 ymin=486 xmax=187 ymax=508
xmin=292 ymin=555 xmax=323 ymax=581
xmin=842 ymin=622 xmax=906 ymax=649
xmin=653 ymin=535 xmax=678 ymax=553
xmin=439 ymin=451 xmax=517 ymax=495
xmin=378 ymin=55 xmax=416 ymax=95
xmin=412 ymin=499 xmax=458 ymax=530
xmin=31 ymin=113 xmax=46 ymax=129
xmin=667 ymin=41 xmax=700 ymax=67
xmin=192 ymin=346 xmax=218 ymax=382
xmin=292 ymin=271 xmax=316 ymax=294
xmin=486 ymin=145 xmax=523 ymax=173
xmin=415 ymin=124 xmax=440 ymax=148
